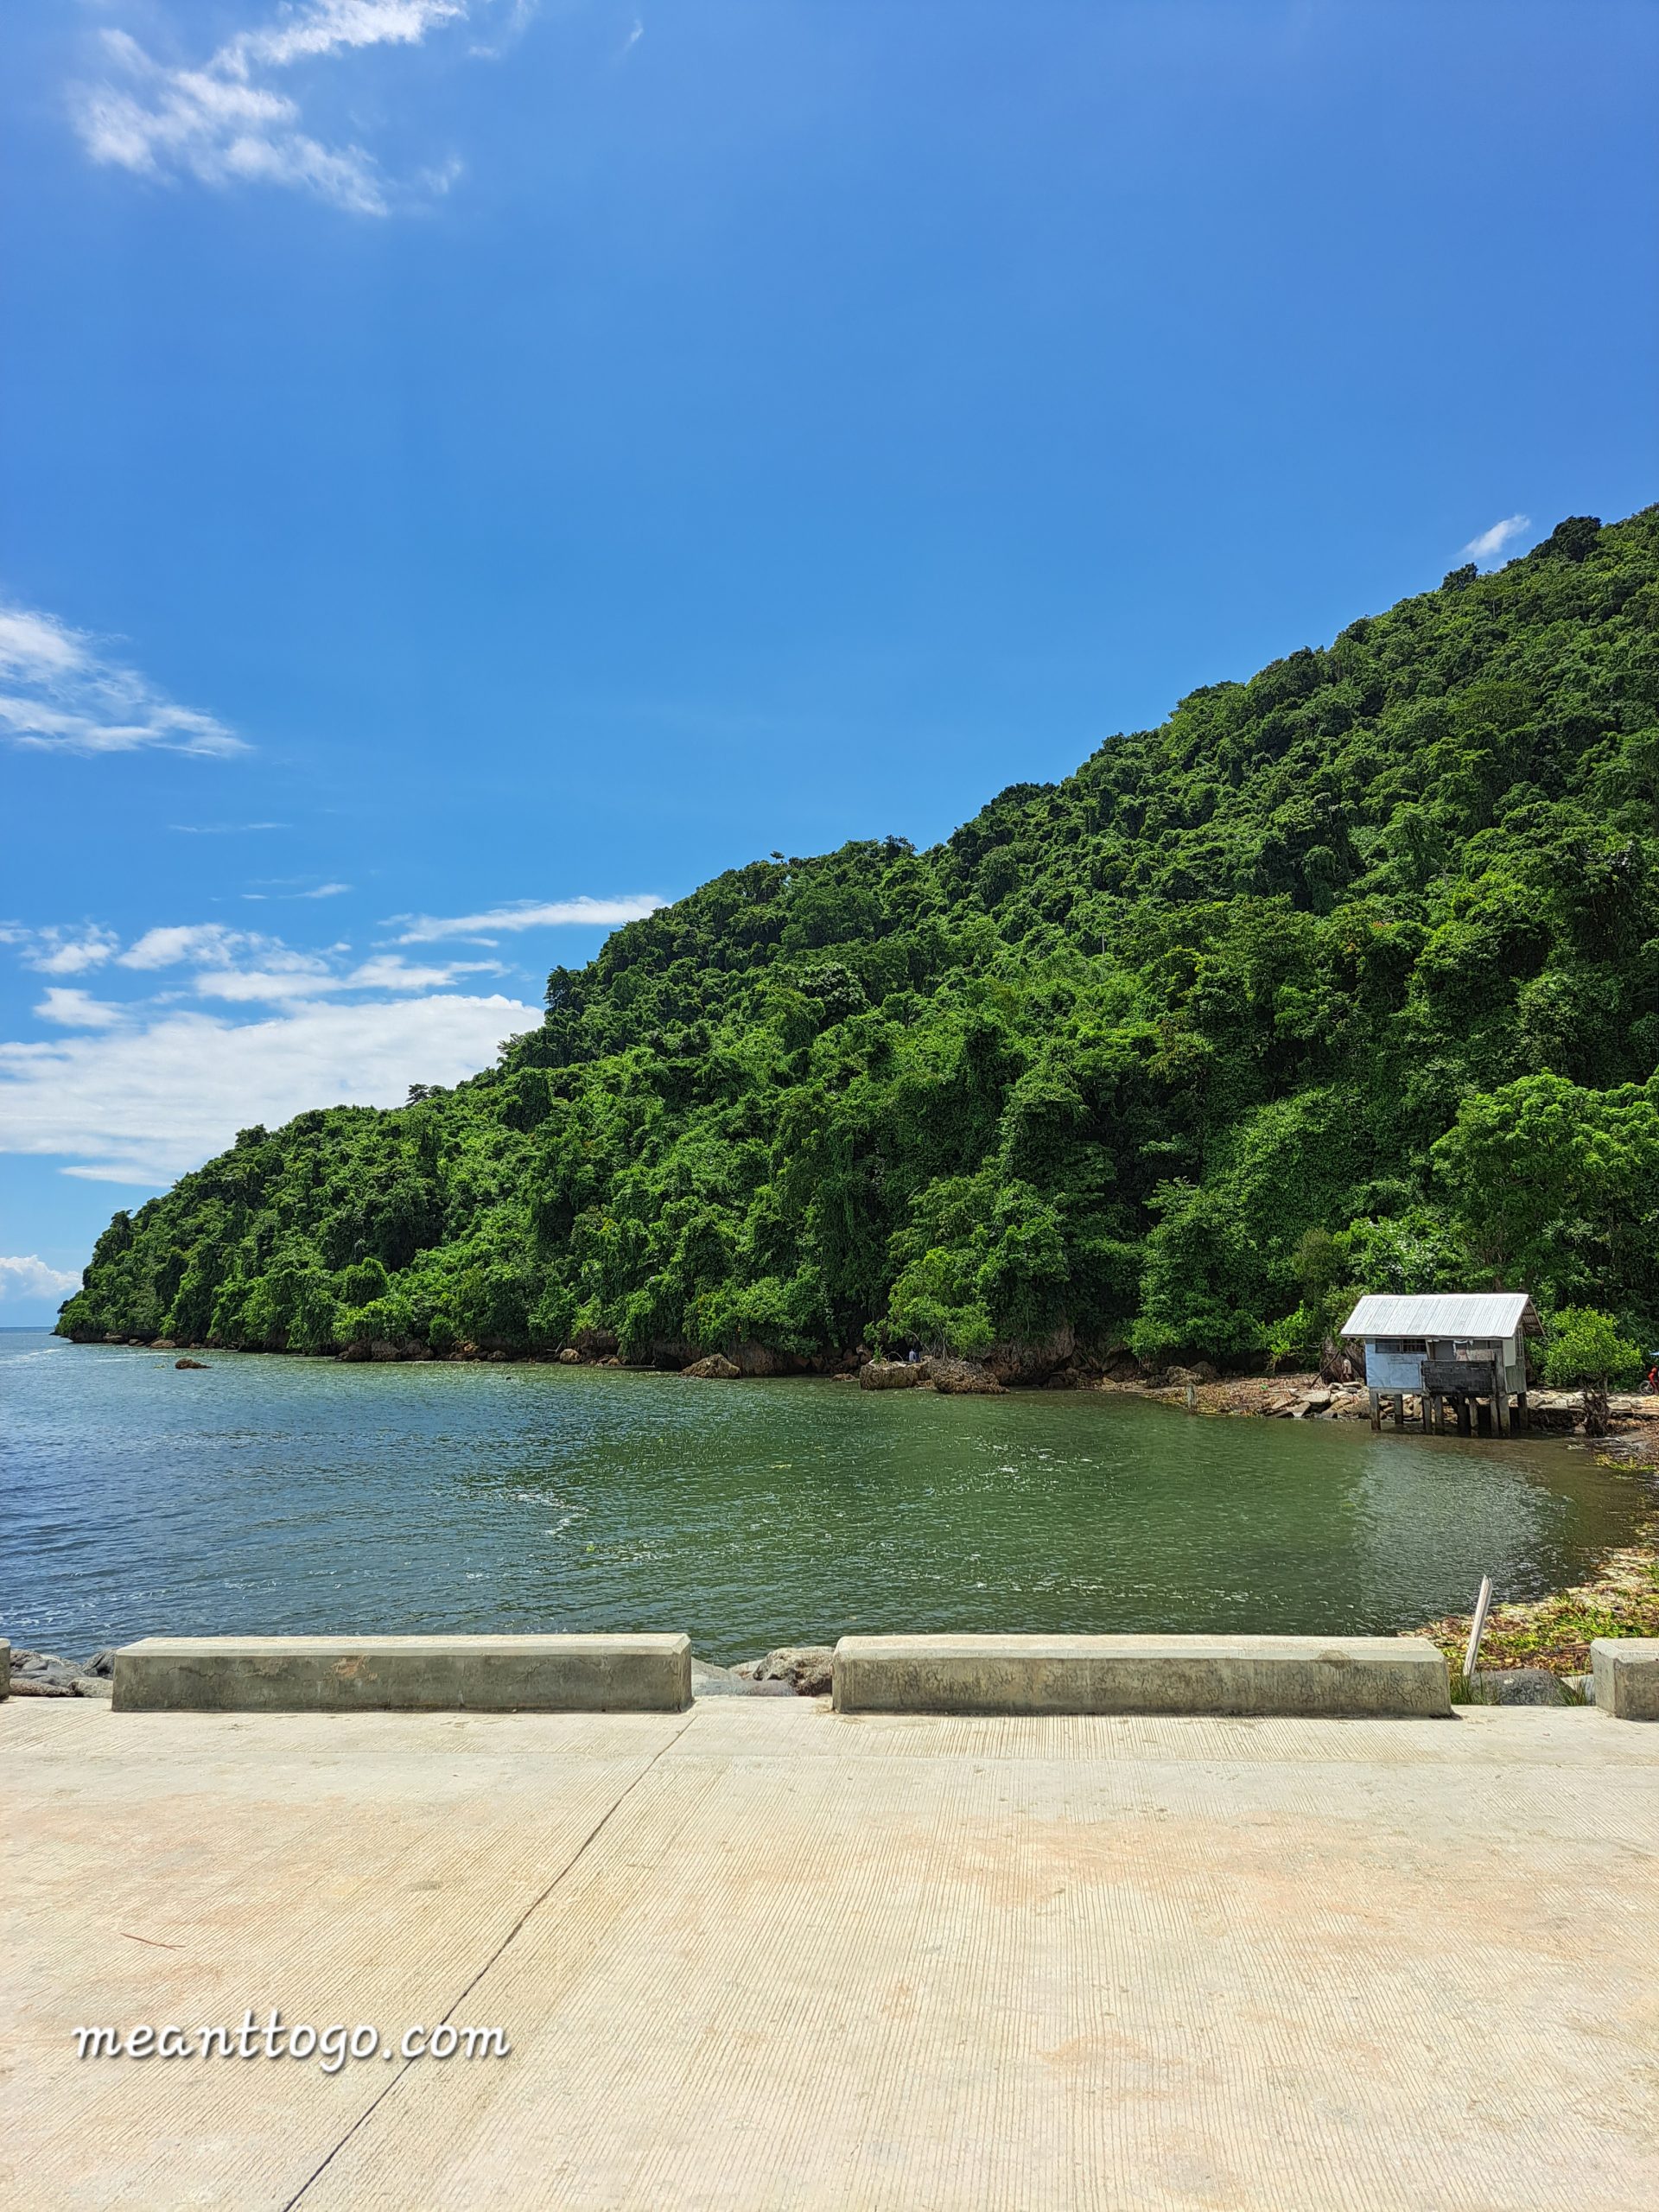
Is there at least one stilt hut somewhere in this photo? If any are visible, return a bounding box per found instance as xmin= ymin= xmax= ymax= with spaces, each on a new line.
xmin=1341 ymin=1293 xmax=1541 ymax=1436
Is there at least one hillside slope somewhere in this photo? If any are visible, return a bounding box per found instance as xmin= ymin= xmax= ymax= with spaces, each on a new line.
xmin=61 ymin=510 xmax=1659 ymax=1371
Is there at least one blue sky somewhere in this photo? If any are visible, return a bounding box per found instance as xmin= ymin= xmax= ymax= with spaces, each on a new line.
xmin=1 ymin=0 xmax=1656 ymax=1320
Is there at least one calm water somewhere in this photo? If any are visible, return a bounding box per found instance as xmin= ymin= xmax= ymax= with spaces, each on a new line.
xmin=1 ymin=1330 xmax=1641 ymax=1664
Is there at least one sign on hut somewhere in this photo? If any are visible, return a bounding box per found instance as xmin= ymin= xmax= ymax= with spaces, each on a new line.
xmin=1340 ymin=1292 xmax=1541 ymax=1436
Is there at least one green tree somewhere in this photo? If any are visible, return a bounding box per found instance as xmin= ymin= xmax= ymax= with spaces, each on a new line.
xmin=1541 ymin=1306 xmax=1643 ymax=1436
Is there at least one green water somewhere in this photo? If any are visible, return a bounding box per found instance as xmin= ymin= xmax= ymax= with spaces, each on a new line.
xmin=2 ymin=1332 xmax=1641 ymax=1662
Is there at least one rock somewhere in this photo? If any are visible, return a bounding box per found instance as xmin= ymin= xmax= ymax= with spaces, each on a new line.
xmin=1189 ymin=1361 xmax=1220 ymax=1386
xmin=86 ymin=1649 xmax=118 ymax=1677
xmin=11 ymin=1649 xmax=85 ymax=1688
xmin=740 ymin=1646 xmax=835 ymax=1696
xmin=683 ymin=1353 xmax=742 ymax=1380
xmin=982 ymin=1327 xmax=1076 ymax=1388
xmin=690 ymin=1657 xmax=750 ymax=1697
xmin=175 ymin=1357 xmax=208 ymax=1370
xmin=1301 ymin=1389 xmax=1332 ymax=1412
xmin=9 ymin=1648 xmax=108 ymax=1697
xmin=860 ymin=1361 xmax=920 ymax=1390
xmin=1044 ymin=1370 xmax=1079 ymax=1390
xmin=556 ymin=1348 xmax=582 ymax=1363
xmin=930 ymin=1358 xmax=1006 ymax=1395
xmin=1471 ymin=1668 xmax=1567 ymax=1707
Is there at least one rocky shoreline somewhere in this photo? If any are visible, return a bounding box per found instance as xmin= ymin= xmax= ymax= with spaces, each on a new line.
xmin=66 ymin=1332 xmax=1659 ymax=1439
xmin=1409 ymin=1432 xmax=1659 ymax=1679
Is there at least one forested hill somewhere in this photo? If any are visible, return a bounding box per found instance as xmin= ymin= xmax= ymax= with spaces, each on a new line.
xmin=62 ymin=509 xmax=1659 ymax=1373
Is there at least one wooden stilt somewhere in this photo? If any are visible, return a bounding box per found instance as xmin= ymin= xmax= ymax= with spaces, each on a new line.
xmin=1369 ymin=1389 xmax=1381 ymax=1433
xmin=1459 ymin=1397 xmax=1473 ymax=1437
xmin=1392 ymin=1393 xmax=1405 ymax=1431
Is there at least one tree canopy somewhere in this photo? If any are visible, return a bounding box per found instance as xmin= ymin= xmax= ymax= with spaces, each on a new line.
xmin=60 ymin=508 xmax=1659 ymax=1369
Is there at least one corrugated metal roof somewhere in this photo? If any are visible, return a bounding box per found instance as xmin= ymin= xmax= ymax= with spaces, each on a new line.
xmin=1340 ymin=1292 xmax=1540 ymax=1338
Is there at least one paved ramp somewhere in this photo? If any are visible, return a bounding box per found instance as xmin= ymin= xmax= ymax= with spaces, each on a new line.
xmin=5 ymin=1696 xmax=1657 ymax=2209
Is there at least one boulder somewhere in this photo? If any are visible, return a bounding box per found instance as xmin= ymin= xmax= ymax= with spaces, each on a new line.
xmin=739 ymin=1646 xmax=836 ymax=1696
xmin=10 ymin=1649 xmax=109 ymax=1698
xmin=683 ymin=1353 xmax=742 ymax=1380
xmin=690 ymin=1657 xmax=750 ymax=1697
xmin=860 ymin=1362 xmax=920 ymax=1390
xmin=982 ymin=1326 xmax=1075 ymax=1388
xmin=175 ymin=1357 xmax=208 ymax=1370
xmin=1470 ymin=1668 xmax=1567 ymax=1707
xmin=930 ymin=1358 xmax=1007 ymax=1395
xmin=556 ymin=1348 xmax=582 ymax=1364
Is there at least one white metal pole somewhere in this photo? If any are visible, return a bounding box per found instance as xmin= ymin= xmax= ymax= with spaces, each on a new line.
xmin=1463 ymin=1575 xmax=1493 ymax=1681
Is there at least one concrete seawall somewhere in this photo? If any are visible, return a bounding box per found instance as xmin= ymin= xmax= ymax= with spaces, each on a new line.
xmin=832 ymin=1633 xmax=1452 ymax=1717
xmin=111 ymin=1633 xmax=692 ymax=1713
xmin=1592 ymin=1637 xmax=1659 ymax=1719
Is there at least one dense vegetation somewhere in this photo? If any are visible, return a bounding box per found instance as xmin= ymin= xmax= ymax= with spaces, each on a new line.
xmin=62 ymin=510 xmax=1659 ymax=1373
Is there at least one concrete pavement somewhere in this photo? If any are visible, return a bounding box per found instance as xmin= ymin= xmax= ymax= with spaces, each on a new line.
xmin=4 ymin=1693 xmax=1657 ymax=2209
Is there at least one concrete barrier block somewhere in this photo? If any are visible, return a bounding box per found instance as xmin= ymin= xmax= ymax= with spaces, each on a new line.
xmin=112 ymin=1634 xmax=692 ymax=1714
xmin=832 ymin=1634 xmax=1452 ymax=1718
xmin=1592 ymin=1638 xmax=1659 ymax=1720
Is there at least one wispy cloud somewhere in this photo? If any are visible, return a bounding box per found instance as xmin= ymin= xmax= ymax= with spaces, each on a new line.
xmin=0 ymin=601 xmax=241 ymax=757
xmin=1464 ymin=513 xmax=1530 ymax=563
xmin=11 ymin=917 xmax=518 ymax=1005
xmin=0 ymin=1254 xmax=83 ymax=1301
xmin=242 ymin=880 xmax=353 ymax=901
xmin=0 ymin=925 xmax=122 ymax=975
xmin=192 ymin=951 xmax=499 ymax=1001
xmin=168 ymin=821 xmax=287 ymax=836
xmin=72 ymin=2 xmax=518 ymax=216
xmin=395 ymin=894 xmax=665 ymax=943
xmin=118 ymin=924 xmax=266 ymax=971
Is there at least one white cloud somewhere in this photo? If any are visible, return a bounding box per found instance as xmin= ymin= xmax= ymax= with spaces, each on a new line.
xmin=0 ymin=600 xmax=241 ymax=757
xmin=34 ymin=988 xmax=127 ymax=1029
xmin=1464 ymin=514 xmax=1530 ymax=563
xmin=396 ymin=894 xmax=665 ymax=943
xmin=118 ymin=923 xmax=264 ymax=969
xmin=0 ymin=993 xmax=540 ymax=1183
xmin=0 ymin=924 xmax=122 ymax=975
xmin=72 ymin=2 xmax=510 ymax=216
xmin=6 ymin=918 xmax=517 ymax=1010
xmin=0 ymin=1254 xmax=83 ymax=1301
